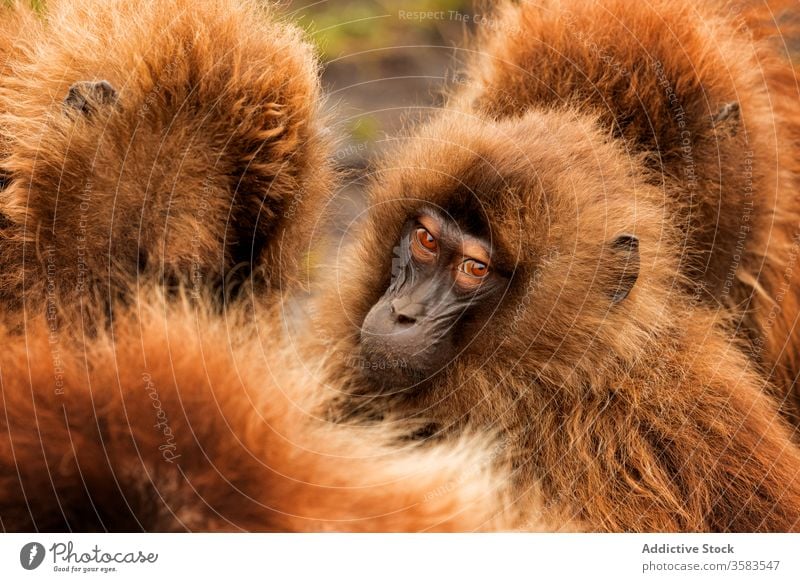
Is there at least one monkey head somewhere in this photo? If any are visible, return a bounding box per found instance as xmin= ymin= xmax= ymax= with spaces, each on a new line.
xmin=331 ymin=109 xmax=679 ymax=399
xmin=0 ymin=0 xmax=331 ymax=311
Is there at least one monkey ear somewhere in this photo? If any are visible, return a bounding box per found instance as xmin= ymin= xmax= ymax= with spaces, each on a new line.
xmin=608 ymin=234 xmax=640 ymax=304
xmin=64 ymin=80 xmax=118 ymax=116
xmin=711 ymin=101 xmax=740 ymax=137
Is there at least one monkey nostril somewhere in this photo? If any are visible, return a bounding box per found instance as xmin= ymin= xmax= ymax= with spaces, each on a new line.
xmin=390 ymin=299 xmax=420 ymax=326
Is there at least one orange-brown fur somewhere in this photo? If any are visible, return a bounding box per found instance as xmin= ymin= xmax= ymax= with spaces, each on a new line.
xmin=319 ymin=84 xmax=800 ymax=530
xmin=0 ymin=293 xmax=511 ymax=532
xmin=0 ymin=0 xmax=519 ymax=532
xmin=0 ymin=3 xmax=40 ymax=76
xmin=3 ymin=0 xmax=799 ymax=534
xmin=0 ymin=0 xmax=332 ymax=320
xmin=455 ymin=0 xmax=800 ymax=423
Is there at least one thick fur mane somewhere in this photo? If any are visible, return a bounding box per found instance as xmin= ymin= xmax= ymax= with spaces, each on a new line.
xmin=0 ymin=0 xmax=332 ymax=320
xmin=320 ymin=111 xmax=800 ymax=531
xmin=0 ymin=291 xmax=515 ymax=531
xmin=455 ymin=0 xmax=800 ymax=420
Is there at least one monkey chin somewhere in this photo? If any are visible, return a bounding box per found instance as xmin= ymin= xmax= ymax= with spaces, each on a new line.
xmin=355 ymin=341 xmax=441 ymax=394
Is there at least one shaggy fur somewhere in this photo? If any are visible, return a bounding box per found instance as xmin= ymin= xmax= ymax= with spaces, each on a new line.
xmin=454 ymin=0 xmax=800 ymax=423
xmin=0 ymin=0 xmax=522 ymax=533
xmin=0 ymin=0 xmax=332 ymax=320
xmin=318 ymin=78 xmax=800 ymax=530
xmin=0 ymin=294 xmax=512 ymax=532
xmin=3 ymin=0 xmax=799 ymax=534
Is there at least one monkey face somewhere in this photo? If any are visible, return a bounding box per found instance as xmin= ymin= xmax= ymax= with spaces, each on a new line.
xmin=359 ymin=207 xmax=508 ymax=390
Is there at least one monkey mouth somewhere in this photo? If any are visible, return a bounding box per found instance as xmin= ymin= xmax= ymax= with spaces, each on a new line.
xmin=354 ymin=341 xmax=435 ymax=393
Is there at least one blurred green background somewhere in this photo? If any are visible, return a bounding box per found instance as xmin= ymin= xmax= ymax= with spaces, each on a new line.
xmin=284 ymin=0 xmax=478 ymax=163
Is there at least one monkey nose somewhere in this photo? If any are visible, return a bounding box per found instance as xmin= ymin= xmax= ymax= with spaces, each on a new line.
xmin=390 ymin=298 xmax=426 ymax=326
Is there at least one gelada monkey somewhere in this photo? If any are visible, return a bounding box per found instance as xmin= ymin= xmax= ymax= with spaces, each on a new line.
xmin=318 ymin=0 xmax=800 ymax=531
xmin=0 ymin=0 xmax=517 ymax=532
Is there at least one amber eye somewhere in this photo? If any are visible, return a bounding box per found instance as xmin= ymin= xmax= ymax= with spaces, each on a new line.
xmin=459 ymin=259 xmax=489 ymax=278
xmin=414 ymin=227 xmax=438 ymax=253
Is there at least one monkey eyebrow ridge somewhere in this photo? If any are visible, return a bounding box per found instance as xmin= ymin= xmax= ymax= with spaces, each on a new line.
xmin=416 ymin=213 xmax=442 ymax=239
xmin=416 ymin=210 xmax=492 ymax=263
